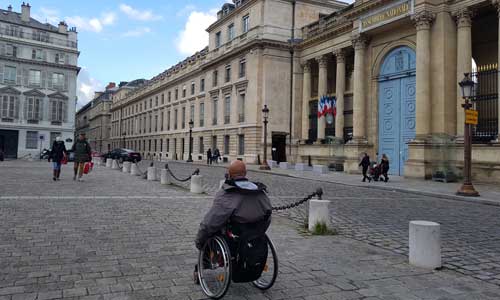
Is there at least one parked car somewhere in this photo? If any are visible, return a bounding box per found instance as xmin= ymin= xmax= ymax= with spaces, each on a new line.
xmin=103 ymin=148 xmax=142 ymax=162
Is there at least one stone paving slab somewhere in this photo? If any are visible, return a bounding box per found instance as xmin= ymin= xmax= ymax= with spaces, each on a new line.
xmin=0 ymin=161 xmax=500 ymax=300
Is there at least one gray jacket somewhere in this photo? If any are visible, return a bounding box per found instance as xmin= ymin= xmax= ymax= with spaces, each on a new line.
xmin=195 ymin=179 xmax=272 ymax=249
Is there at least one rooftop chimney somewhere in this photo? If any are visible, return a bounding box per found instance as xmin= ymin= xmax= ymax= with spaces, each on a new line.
xmin=58 ymin=21 xmax=68 ymax=34
xmin=106 ymin=82 xmax=116 ymax=90
xmin=7 ymin=5 xmax=12 ymax=12
xmin=21 ymin=2 xmax=30 ymax=22
xmin=94 ymin=92 xmax=103 ymax=99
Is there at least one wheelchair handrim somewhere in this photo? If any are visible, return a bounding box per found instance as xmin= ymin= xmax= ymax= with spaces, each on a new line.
xmin=253 ymin=235 xmax=278 ymax=290
xmin=198 ymin=236 xmax=231 ymax=299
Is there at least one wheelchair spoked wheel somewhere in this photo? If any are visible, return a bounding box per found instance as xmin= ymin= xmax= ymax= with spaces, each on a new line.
xmin=252 ymin=234 xmax=278 ymax=290
xmin=198 ymin=236 xmax=232 ymax=299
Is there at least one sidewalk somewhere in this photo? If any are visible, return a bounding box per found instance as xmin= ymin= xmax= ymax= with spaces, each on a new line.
xmin=160 ymin=158 xmax=500 ymax=206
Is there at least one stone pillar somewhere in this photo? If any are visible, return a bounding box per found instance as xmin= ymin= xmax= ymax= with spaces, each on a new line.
xmin=301 ymin=61 xmax=312 ymax=140
xmin=413 ymin=11 xmax=434 ymax=139
xmin=316 ymin=55 xmax=328 ymax=141
xmin=334 ymin=49 xmax=346 ymax=141
xmin=455 ymin=9 xmax=473 ymax=139
xmin=352 ymin=35 xmax=368 ymax=141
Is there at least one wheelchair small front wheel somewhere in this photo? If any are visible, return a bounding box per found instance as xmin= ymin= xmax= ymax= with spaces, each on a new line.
xmin=198 ymin=236 xmax=232 ymax=299
xmin=252 ymin=234 xmax=278 ymax=290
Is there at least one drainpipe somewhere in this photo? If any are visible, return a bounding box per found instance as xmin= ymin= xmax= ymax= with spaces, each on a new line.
xmin=289 ymin=0 xmax=296 ymax=159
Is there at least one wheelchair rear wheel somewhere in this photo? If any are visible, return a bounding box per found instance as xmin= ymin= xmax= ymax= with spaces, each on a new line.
xmin=198 ymin=236 xmax=232 ymax=299
xmin=252 ymin=234 xmax=278 ymax=290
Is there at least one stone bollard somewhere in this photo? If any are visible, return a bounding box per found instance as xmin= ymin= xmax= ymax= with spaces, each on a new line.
xmin=160 ymin=168 xmax=171 ymax=185
xmin=96 ymin=158 xmax=102 ymax=167
xmin=122 ymin=161 xmax=131 ymax=173
xmin=219 ymin=179 xmax=225 ymax=190
xmin=308 ymin=198 xmax=331 ymax=232
xmin=130 ymin=163 xmax=140 ymax=176
xmin=295 ymin=163 xmax=312 ymax=171
xmin=190 ymin=175 xmax=204 ymax=194
xmin=106 ymin=158 xmax=112 ymax=168
xmin=313 ymin=164 xmax=328 ymax=174
xmin=112 ymin=159 xmax=120 ymax=170
xmin=147 ymin=166 xmax=156 ymax=181
xmin=409 ymin=221 xmax=441 ymax=269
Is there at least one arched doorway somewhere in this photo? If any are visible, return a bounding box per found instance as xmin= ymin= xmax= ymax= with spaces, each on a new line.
xmin=378 ymin=46 xmax=416 ymax=175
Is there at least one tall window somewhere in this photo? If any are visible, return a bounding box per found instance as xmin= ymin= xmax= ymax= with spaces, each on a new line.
xmin=212 ymin=136 xmax=217 ymax=150
xmin=160 ymin=112 xmax=164 ymax=131
xmin=190 ymin=105 xmax=195 ymax=124
xmin=168 ymin=91 xmax=171 ymax=102
xmin=55 ymin=53 xmax=65 ymax=64
xmin=224 ymin=96 xmax=230 ymax=124
xmin=238 ymin=93 xmax=245 ymax=123
xmin=166 ymin=139 xmax=170 ymax=152
xmin=212 ymin=70 xmax=218 ymax=87
xmin=182 ymin=107 xmax=186 ymax=129
xmin=0 ymin=94 xmax=19 ymax=119
xmin=26 ymin=97 xmax=42 ymax=121
xmin=239 ymin=59 xmax=246 ymax=78
xmin=29 ymin=70 xmax=41 ymax=87
xmin=200 ymin=78 xmax=205 ymax=92
xmin=175 ymin=88 xmax=179 ymax=100
xmin=224 ymin=135 xmax=230 ymax=155
xmin=212 ymin=98 xmax=218 ymax=125
xmin=155 ymin=115 xmax=158 ymax=132
xmin=155 ymin=96 xmax=158 ymax=107
xmin=182 ymin=85 xmax=186 ymax=98
xmin=228 ymin=23 xmax=235 ymax=41
xmin=191 ymin=82 xmax=195 ymax=95
xmin=51 ymin=73 xmax=65 ymax=90
xmin=174 ymin=109 xmax=178 ymax=130
xmin=199 ymin=137 xmax=204 ymax=153
xmin=49 ymin=98 xmax=67 ymax=124
xmin=26 ymin=131 xmax=38 ymax=149
xmin=225 ymin=65 xmax=231 ymax=82
xmin=4 ymin=66 xmax=16 ymax=84
xmin=161 ymin=93 xmax=165 ymax=104
xmin=199 ymin=103 xmax=205 ymax=127
xmin=6 ymin=45 xmax=17 ymax=57
xmin=167 ymin=111 xmax=171 ymax=130
xmin=238 ymin=135 xmax=245 ymax=155
xmin=242 ymin=15 xmax=250 ymax=33
xmin=215 ymin=31 xmax=221 ymax=47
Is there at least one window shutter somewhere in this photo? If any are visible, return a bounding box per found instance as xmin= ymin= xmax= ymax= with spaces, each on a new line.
xmin=16 ymin=67 xmax=22 ymax=86
xmin=63 ymin=101 xmax=68 ymax=122
xmin=41 ymin=70 xmax=46 ymax=88
xmin=14 ymin=96 xmax=19 ymax=118
xmin=23 ymin=68 xmax=28 ymax=86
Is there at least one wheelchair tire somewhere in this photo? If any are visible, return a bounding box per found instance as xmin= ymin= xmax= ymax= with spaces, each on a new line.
xmin=252 ymin=234 xmax=278 ymax=290
xmin=198 ymin=236 xmax=232 ymax=299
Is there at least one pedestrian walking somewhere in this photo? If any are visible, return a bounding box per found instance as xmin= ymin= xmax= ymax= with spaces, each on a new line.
xmin=71 ymin=133 xmax=92 ymax=182
xmin=206 ymin=148 xmax=212 ymax=165
xmin=380 ymin=154 xmax=390 ymax=183
xmin=214 ymin=148 xmax=220 ymax=164
xmin=49 ymin=137 xmax=67 ymax=181
xmin=359 ymin=153 xmax=371 ymax=182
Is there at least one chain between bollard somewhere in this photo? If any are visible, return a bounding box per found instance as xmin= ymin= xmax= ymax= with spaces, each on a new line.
xmin=165 ymin=163 xmax=199 ymax=182
xmin=272 ymin=188 xmax=323 ymax=212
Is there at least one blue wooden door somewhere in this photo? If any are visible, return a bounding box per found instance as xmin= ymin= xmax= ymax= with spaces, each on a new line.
xmin=378 ymin=47 xmax=416 ymax=176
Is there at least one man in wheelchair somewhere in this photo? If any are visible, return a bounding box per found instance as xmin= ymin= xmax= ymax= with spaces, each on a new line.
xmin=195 ymin=160 xmax=272 ymax=283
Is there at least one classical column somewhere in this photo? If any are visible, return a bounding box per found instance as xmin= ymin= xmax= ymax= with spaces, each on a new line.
xmin=334 ymin=49 xmax=346 ymax=141
xmin=301 ymin=61 xmax=312 ymax=140
xmin=352 ymin=35 xmax=368 ymax=141
xmin=413 ymin=11 xmax=434 ymax=139
xmin=316 ymin=55 xmax=328 ymax=140
xmin=455 ymin=8 xmax=473 ymax=139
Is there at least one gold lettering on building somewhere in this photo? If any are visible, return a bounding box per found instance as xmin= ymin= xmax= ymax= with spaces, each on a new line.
xmin=361 ymin=2 xmax=410 ymax=30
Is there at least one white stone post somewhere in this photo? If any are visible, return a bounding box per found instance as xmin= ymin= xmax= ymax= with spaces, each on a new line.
xmin=130 ymin=163 xmax=140 ymax=176
xmin=106 ymin=158 xmax=112 ymax=168
xmin=190 ymin=175 xmax=204 ymax=194
xmin=147 ymin=166 xmax=156 ymax=181
xmin=112 ymin=159 xmax=119 ymax=170
xmin=409 ymin=221 xmax=441 ymax=269
xmin=308 ymin=198 xmax=331 ymax=232
xmin=160 ymin=168 xmax=171 ymax=185
xmin=122 ymin=161 xmax=131 ymax=173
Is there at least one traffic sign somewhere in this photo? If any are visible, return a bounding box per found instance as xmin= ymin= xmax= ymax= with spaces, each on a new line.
xmin=465 ymin=109 xmax=478 ymax=125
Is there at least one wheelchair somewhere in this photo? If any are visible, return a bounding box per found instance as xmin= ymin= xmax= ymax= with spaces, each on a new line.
xmin=197 ymin=225 xmax=278 ymax=299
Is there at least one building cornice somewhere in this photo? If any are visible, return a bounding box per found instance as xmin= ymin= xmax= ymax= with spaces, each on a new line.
xmin=0 ymin=53 xmax=81 ymax=73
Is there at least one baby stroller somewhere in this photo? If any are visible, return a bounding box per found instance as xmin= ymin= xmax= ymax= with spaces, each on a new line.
xmin=369 ymin=162 xmax=381 ymax=181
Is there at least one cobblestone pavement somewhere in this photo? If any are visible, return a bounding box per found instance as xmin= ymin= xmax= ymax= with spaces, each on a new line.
xmin=137 ymin=160 xmax=500 ymax=287
xmin=0 ymin=160 xmax=500 ymax=300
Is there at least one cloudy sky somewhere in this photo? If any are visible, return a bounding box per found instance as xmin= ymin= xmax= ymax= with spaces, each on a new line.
xmin=0 ymin=0 xmax=232 ymax=108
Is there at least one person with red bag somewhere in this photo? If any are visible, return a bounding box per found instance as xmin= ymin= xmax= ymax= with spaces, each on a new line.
xmin=71 ymin=133 xmax=92 ymax=182
xmin=49 ymin=136 xmax=67 ymax=181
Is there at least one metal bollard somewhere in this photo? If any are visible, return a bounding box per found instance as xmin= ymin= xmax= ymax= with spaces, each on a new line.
xmin=122 ymin=161 xmax=131 ymax=173
xmin=409 ymin=221 xmax=441 ymax=269
xmin=308 ymin=196 xmax=331 ymax=232
xmin=190 ymin=174 xmax=204 ymax=194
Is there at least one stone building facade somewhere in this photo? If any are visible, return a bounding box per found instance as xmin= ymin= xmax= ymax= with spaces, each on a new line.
xmin=0 ymin=3 xmax=79 ymax=158
xmin=110 ymin=0 xmax=347 ymax=163
xmin=294 ymin=0 xmax=500 ymax=182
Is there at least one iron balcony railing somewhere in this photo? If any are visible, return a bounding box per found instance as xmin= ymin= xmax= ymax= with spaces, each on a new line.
xmin=0 ymin=25 xmax=78 ymax=49
xmin=471 ymin=68 xmax=499 ymax=143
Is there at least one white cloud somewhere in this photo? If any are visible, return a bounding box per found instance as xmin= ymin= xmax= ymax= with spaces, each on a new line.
xmin=119 ymin=4 xmax=162 ymax=21
xmin=176 ymin=4 xmax=196 ymax=17
xmin=122 ymin=27 xmax=151 ymax=37
xmin=77 ymin=68 xmax=104 ymax=110
xmin=33 ymin=7 xmax=60 ymax=25
xmin=176 ymin=10 xmax=217 ymax=55
xmin=66 ymin=12 xmax=116 ymax=33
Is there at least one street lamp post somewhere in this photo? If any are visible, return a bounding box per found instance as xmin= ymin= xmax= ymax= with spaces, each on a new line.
xmin=457 ymin=73 xmax=479 ymax=197
xmin=187 ymin=119 xmax=194 ymax=162
xmin=260 ymin=105 xmax=271 ymax=170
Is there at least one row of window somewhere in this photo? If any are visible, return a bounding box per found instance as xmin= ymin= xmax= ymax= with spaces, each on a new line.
xmin=118 ymin=93 xmax=246 ymax=136
xmin=3 ymin=65 xmax=66 ymax=90
xmin=25 ymin=131 xmax=62 ymax=149
xmin=121 ymin=134 xmax=246 ymax=156
xmin=215 ymin=15 xmax=250 ymax=48
xmin=2 ymin=43 xmax=67 ymax=64
xmin=0 ymin=94 xmax=67 ymax=123
xmin=119 ymin=59 xmax=246 ymax=119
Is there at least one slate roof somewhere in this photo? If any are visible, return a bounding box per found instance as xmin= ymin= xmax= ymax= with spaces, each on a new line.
xmin=0 ymin=8 xmax=60 ymax=33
